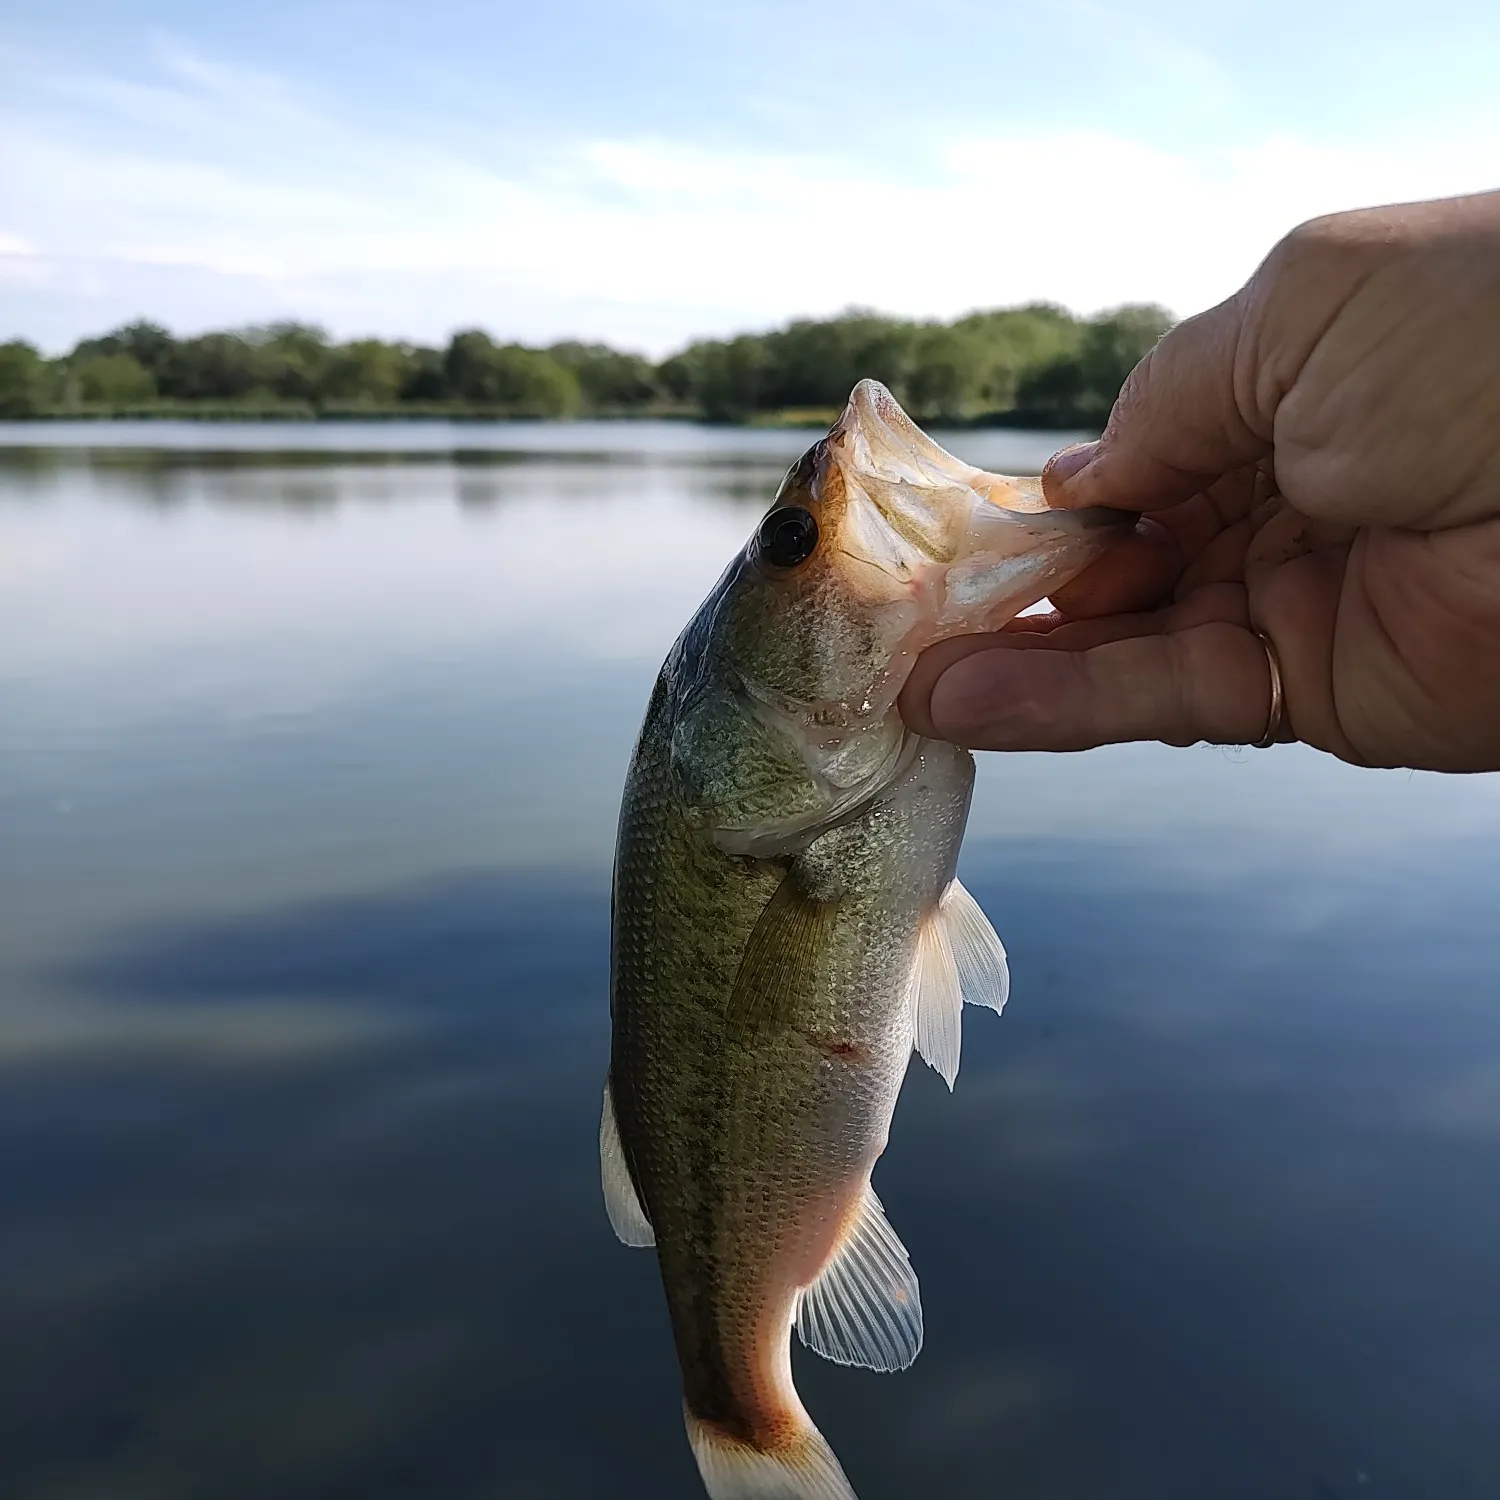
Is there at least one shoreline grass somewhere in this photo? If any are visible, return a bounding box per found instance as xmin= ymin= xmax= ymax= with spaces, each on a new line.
xmin=3 ymin=402 xmax=1104 ymax=432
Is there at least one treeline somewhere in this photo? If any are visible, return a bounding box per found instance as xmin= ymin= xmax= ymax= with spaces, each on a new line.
xmin=0 ymin=303 xmax=1171 ymax=425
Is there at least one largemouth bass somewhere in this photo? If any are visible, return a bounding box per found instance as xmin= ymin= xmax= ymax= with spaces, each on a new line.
xmin=604 ymin=381 xmax=1126 ymax=1499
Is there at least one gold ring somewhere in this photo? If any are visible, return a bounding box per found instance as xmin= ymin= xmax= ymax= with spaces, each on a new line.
xmin=1253 ymin=629 xmax=1284 ymax=748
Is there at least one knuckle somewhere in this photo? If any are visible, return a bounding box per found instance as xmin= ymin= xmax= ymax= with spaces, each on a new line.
xmin=1266 ymin=211 xmax=1362 ymax=278
xmin=1101 ymin=345 xmax=1156 ymax=440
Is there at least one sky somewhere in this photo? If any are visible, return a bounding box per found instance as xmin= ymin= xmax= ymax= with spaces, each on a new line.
xmin=2 ymin=0 xmax=1499 ymax=355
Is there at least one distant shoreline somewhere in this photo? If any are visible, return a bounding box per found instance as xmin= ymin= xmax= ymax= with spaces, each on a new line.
xmin=0 ymin=405 xmax=1104 ymax=433
xmin=2 ymin=305 xmax=1165 ymax=430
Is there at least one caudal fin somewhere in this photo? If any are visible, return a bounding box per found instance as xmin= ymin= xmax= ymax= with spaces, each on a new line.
xmin=685 ymin=1408 xmax=857 ymax=1500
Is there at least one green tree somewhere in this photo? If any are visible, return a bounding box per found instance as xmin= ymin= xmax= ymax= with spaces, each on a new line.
xmin=761 ymin=312 xmax=918 ymax=409
xmin=1016 ymin=304 xmax=1173 ymax=420
xmin=906 ymin=324 xmax=988 ymax=422
xmin=1015 ymin=354 xmax=1089 ymax=415
xmin=70 ymin=352 xmax=156 ymax=404
xmin=320 ymin=340 xmax=413 ymax=405
xmin=157 ymin=333 xmax=265 ymax=401
xmin=1075 ymin=304 xmax=1172 ymax=406
xmin=443 ymin=330 xmax=501 ymax=400
xmin=687 ymin=336 xmax=774 ymax=422
xmin=247 ymin=323 xmax=331 ymax=401
xmin=655 ymin=348 xmax=700 ymax=404
xmin=400 ymin=346 xmax=448 ymax=402
xmin=443 ymin=331 xmax=581 ymax=416
xmin=547 ymin=342 xmax=657 ymax=409
xmin=72 ymin=321 xmax=177 ymax=386
xmin=951 ymin=303 xmax=1084 ymax=411
xmin=0 ymin=342 xmax=56 ymax=416
xmin=1 ymin=301 xmax=1172 ymax=421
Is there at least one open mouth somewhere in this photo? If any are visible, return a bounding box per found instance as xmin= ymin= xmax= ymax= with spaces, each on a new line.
xmin=823 ymin=380 xmax=1132 ymax=613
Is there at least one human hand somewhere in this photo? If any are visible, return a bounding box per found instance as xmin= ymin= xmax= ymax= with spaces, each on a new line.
xmin=902 ymin=191 xmax=1500 ymax=771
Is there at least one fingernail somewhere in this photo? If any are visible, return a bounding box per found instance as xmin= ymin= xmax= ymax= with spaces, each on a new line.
xmin=1041 ymin=442 xmax=1099 ymax=507
xmin=1048 ymin=441 xmax=1097 ymax=483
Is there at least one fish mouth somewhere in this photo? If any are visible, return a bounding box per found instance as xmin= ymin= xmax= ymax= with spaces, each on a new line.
xmin=821 ymin=379 xmax=1131 ymax=625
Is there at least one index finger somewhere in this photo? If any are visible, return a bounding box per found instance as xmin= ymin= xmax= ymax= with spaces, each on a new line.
xmin=903 ymin=621 xmax=1278 ymax=751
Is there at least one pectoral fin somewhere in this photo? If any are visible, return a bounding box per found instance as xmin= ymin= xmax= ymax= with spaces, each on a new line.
xmin=942 ymin=877 xmax=1009 ymax=1014
xmin=908 ymin=905 xmax=963 ymax=1088
xmin=909 ymin=878 xmax=1010 ymax=1088
xmin=795 ymin=1186 xmax=923 ymax=1372
xmin=599 ymin=1079 xmax=654 ymax=1247
xmin=724 ymin=868 xmax=840 ymax=1040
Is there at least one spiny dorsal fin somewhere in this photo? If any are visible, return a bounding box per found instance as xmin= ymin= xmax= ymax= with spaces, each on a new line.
xmin=909 ymin=878 xmax=1010 ymax=1088
xmin=599 ymin=1079 xmax=654 ymax=1247
xmin=795 ymin=1186 xmax=922 ymax=1373
xmin=724 ymin=867 xmax=840 ymax=1040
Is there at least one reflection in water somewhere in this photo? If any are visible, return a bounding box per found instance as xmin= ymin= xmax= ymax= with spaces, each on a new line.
xmin=0 ymin=417 xmax=1094 ymax=466
xmin=2 ymin=427 xmax=1499 ymax=1499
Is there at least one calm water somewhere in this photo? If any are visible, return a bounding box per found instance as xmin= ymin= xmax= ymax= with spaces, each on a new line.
xmin=3 ymin=421 xmax=1499 ymax=1500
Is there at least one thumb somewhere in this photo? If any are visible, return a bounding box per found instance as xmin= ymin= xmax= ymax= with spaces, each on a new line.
xmin=1042 ymin=289 xmax=1269 ymax=513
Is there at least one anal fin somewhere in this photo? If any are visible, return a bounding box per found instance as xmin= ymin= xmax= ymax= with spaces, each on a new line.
xmin=600 ymin=1078 xmax=654 ymax=1247
xmin=795 ymin=1186 xmax=922 ymax=1373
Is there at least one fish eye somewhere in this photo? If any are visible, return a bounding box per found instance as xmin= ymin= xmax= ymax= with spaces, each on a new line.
xmin=757 ymin=506 xmax=819 ymax=570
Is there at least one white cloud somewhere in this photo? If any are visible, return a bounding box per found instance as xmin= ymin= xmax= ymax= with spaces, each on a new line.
xmin=2 ymin=41 xmax=1498 ymax=352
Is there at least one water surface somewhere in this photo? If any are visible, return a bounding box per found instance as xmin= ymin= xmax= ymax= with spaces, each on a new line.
xmin=2 ymin=423 xmax=1498 ymax=1500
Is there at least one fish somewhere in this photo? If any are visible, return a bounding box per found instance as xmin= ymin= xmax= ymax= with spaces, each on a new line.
xmin=602 ymin=380 xmax=1128 ymax=1499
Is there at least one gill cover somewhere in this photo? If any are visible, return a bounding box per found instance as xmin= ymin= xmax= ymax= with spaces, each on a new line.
xmin=670 ymin=673 xmax=907 ymax=857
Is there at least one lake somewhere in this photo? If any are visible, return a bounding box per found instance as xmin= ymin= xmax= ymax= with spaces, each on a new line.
xmin=2 ymin=420 xmax=1499 ymax=1500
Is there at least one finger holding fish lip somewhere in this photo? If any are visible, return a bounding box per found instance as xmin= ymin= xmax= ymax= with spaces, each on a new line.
xmin=1046 ymin=515 xmax=1181 ymax=618
xmin=900 ymin=579 xmax=1273 ymax=751
xmin=903 ymin=446 xmax=1367 ymax=754
xmin=905 ymin=620 xmax=1281 ymax=752
xmin=900 ymin=515 xmax=1180 ymax=726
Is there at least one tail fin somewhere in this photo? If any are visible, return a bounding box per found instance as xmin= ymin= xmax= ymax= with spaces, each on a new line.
xmin=685 ymin=1408 xmax=857 ymax=1500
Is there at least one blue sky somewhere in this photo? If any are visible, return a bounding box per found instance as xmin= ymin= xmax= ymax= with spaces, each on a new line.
xmin=3 ymin=0 xmax=1498 ymax=353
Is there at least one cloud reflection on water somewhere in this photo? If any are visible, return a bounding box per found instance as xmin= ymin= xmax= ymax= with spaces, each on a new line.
xmin=0 ymin=844 xmax=1494 ymax=1498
